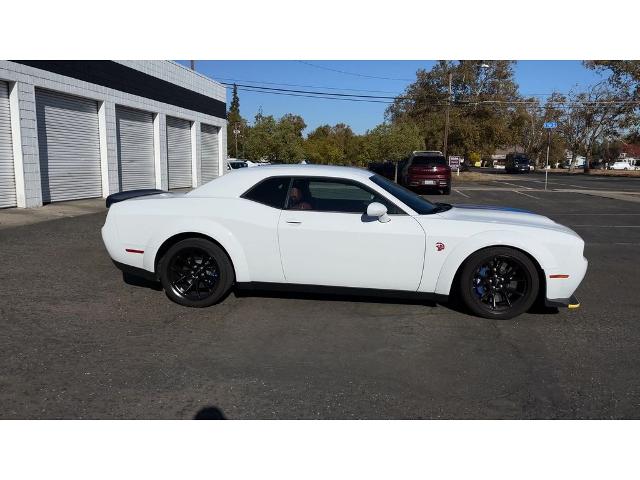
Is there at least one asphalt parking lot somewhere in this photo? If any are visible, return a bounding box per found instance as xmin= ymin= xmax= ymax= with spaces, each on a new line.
xmin=1 ymin=173 xmax=639 ymax=419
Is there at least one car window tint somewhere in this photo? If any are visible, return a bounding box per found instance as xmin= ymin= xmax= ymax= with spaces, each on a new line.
xmin=242 ymin=176 xmax=291 ymax=209
xmin=412 ymin=156 xmax=446 ymax=165
xmin=287 ymin=177 xmax=402 ymax=214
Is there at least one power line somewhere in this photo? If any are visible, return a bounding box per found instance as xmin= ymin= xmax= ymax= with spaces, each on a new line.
xmin=235 ymin=86 xmax=396 ymax=104
xmin=297 ymin=61 xmax=414 ymax=82
xmin=217 ymin=77 xmax=401 ymax=95
xmin=227 ymin=81 xmax=640 ymax=108
xmin=222 ymin=82 xmax=406 ymax=100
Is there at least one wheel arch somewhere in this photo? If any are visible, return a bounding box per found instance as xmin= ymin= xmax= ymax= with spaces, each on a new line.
xmin=143 ymin=223 xmax=251 ymax=282
xmin=154 ymin=232 xmax=233 ymax=272
xmin=448 ymin=244 xmax=547 ymax=303
xmin=433 ymin=231 xmax=556 ymax=296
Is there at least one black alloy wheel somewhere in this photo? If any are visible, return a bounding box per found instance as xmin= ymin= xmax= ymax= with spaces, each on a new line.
xmin=459 ymin=247 xmax=539 ymax=320
xmin=160 ymin=238 xmax=234 ymax=307
xmin=168 ymin=247 xmax=219 ymax=301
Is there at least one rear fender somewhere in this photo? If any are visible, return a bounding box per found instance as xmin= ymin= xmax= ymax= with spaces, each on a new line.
xmin=142 ymin=219 xmax=250 ymax=282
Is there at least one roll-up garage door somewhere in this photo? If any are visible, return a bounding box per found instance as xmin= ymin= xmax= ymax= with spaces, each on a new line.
xmin=0 ymin=81 xmax=17 ymax=208
xmin=200 ymin=124 xmax=219 ymax=184
xmin=36 ymin=89 xmax=102 ymax=203
xmin=116 ymin=106 xmax=155 ymax=191
xmin=166 ymin=116 xmax=192 ymax=189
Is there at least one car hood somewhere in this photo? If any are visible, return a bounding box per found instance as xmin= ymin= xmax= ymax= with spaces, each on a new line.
xmin=434 ymin=204 xmax=578 ymax=235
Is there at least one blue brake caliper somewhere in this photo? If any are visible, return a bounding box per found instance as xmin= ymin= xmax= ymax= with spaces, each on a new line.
xmin=475 ymin=266 xmax=489 ymax=298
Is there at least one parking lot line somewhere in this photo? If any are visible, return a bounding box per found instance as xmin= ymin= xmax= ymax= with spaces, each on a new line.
xmin=453 ymin=189 xmax=471 ymax=198
xmin=495 ymin=181 xmax=535 ymax=190
xmin=553 ymin=213 xmax=640 ymax=216
xmin=513 ymin=190 xmax=541 ymax=200
xmin=568 ymin=225 xmax=640 ymax=228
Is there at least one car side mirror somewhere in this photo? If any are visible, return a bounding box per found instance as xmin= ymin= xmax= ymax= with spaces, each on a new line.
xmin=367 ymin=202 xmax=391 ymax=223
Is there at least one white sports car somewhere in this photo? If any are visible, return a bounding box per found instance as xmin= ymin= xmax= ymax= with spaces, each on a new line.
xmin=102 ymin=165 xmax=587 ymax=319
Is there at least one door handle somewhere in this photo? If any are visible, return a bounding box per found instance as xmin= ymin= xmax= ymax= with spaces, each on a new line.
xmin=286 ymin=220 xmax=302 ymax=224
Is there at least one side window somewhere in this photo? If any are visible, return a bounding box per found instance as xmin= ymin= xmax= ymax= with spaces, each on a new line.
xmin=242 ymin=176 xmax=291 ymax=209
xmin=286 ymin=177 xmax=402 ymax=214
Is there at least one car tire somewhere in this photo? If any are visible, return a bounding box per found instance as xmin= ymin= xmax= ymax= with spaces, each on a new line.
xmin=159 ymin=238 xmax=235 ymax=308
xmin=459 ymin=247 xmax=539 ymax=320
xmin=443 ymin=185 xmax=451 ymax=195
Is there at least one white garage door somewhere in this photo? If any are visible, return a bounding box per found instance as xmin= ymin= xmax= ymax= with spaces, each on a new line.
xmin=36 ymin=89 xmax=102 ymax=203
xmin=200 ymin=124 xmax=219 ymax=184
xmin=167 ymin=116 xmax=192 ymax=189
xmin=116 ymin=106 xmax=155 ymax=191
xmin=0 ymin=81 xmax=17 ymax=208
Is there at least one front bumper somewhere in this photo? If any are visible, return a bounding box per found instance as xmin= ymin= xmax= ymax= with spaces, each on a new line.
xmin=545 ymin=294 xmax=581 ymax=309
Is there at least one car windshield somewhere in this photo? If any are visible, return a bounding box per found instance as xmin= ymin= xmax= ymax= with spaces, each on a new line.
xmin=369 ymin=174 xmax=444 ymax=214
xmin=412 ymin=156 xmax=446 ymax=165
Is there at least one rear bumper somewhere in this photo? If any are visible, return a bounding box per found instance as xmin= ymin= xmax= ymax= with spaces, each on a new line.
xmin=407 ymin=176 xmax=451 ymax=187
xmin=545 ymin=294 xmax=581 ymax=309
xmin=113 ymin=260 xmax=158 ymax=282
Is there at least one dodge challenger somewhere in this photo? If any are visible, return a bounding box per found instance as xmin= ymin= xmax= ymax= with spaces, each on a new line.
xmin=101 ymin=165 xmax=587 ymax=319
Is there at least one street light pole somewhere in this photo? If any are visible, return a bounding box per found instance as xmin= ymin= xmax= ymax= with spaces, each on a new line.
xmin=545 ymin=129 xmax=551 ymax=191
xmin=443 ymin=71 xmax=452 ymax=159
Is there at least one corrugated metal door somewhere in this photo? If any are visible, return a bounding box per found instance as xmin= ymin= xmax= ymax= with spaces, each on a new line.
xmin=0 ymin=81 xmax=17 ymax=208
xmin=166 ymin=116 xmax=192 ymax=189
xmin=116 ymin=106 xmax=155 ymax=191
xmin=36 ymin=89 xmax=102 ymax=203
xmin=200 ymin=124 xmax=219 ymax=184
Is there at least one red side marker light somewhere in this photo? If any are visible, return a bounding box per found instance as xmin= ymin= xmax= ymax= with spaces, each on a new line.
xmin=549 ymin=274 xmax=570 ymax=279
xmin=125 ymin=248 xmax=144 ymax=254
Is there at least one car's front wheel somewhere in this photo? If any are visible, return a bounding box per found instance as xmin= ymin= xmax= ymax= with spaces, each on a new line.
xmin=459 ymin=247 xmax=539 ymax=320
xmin=159 ymin=238 xmax=234 ymax=307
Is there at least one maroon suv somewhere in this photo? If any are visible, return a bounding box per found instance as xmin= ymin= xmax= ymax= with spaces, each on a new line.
xmin=400 ymin=153 xmax=451 ymax=195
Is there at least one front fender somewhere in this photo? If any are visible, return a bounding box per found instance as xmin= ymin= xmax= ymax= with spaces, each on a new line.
xmin=142 ymin=218 xmax=251 ymax=282
xmin=432 ymin=230 xmax=558 ymax=296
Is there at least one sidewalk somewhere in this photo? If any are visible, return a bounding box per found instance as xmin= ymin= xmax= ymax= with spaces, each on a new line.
xmin=0 ymin=198 xmax=106 ymax=230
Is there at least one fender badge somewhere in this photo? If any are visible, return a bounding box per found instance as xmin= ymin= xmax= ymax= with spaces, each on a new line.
xmin=435 ymin=242 xmax=445 ymax=251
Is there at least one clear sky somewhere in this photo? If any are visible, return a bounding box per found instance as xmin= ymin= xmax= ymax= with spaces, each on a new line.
xmin=177 ymin=60 xmax=607 ymax=135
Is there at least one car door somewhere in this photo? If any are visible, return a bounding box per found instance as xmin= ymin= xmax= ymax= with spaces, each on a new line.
xmin=277 ymin=177 xmax=426 ymax=291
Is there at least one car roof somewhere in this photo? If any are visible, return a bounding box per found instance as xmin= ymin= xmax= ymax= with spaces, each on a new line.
xmin=190 ymin=164 xmax=375 ymax=198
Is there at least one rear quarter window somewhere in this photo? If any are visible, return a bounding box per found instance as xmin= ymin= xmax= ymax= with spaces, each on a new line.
xmin=241 ymin=176 xmax=291 ymax=209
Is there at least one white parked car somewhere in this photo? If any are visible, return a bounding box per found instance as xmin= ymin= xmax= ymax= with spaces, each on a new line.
xmin=102 ymin=165 xmax=587 ymax=319
xmin=610 ymin=161 xmax=633 ymax=170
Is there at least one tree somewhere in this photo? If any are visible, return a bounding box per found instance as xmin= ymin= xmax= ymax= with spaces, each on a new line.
xmin=386 ymin=60 xmax=522 ymax=158
xmin=274 ymin=114 xmax=306 ymax=163
xmin=560 ymin=83 xmax=636 ymax=172
xmin=243 ymin=111 xmax=277 ymax=161
xmin=226 ymin=84 xmax=246 ymax=158
xmin=361 ymin=122 xmax=424 ymax=163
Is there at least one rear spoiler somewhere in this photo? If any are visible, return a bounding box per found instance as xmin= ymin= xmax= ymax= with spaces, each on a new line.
xmin=106 ymin=189 xmax=166 ymax=208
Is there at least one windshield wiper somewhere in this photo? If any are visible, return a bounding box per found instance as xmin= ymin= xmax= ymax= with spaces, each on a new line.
xmin=432 ymin=202 xmax=452 ymax=213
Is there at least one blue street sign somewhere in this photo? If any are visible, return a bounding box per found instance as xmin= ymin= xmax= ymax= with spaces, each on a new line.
xmin=543 ymin=122 xmax=558 ymax=129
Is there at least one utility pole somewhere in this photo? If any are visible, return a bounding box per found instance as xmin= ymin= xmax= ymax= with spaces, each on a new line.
xmin=190 ymin=60 xmax=196 ymax=71
xmin=443 ymin=71 xmax=452 ymax=159
xmin=233 ymin=124 xmax=241 ymax=158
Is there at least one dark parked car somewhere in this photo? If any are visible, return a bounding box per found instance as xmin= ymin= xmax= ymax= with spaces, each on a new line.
xmin=505 ymin=153 xmax=531 ymax=173
xmin=399 ymin=152 xmax=451 ymax=194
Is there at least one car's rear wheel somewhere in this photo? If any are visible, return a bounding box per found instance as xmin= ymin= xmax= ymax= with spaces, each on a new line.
xmin=459 ymin=247 xmax=539 ymax=320
xmin=159 ymin=238 xmax=234 ymax=307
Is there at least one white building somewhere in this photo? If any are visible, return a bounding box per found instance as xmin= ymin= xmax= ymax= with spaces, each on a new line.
xmin=0 ymin=61 xmax=227 ymax=208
